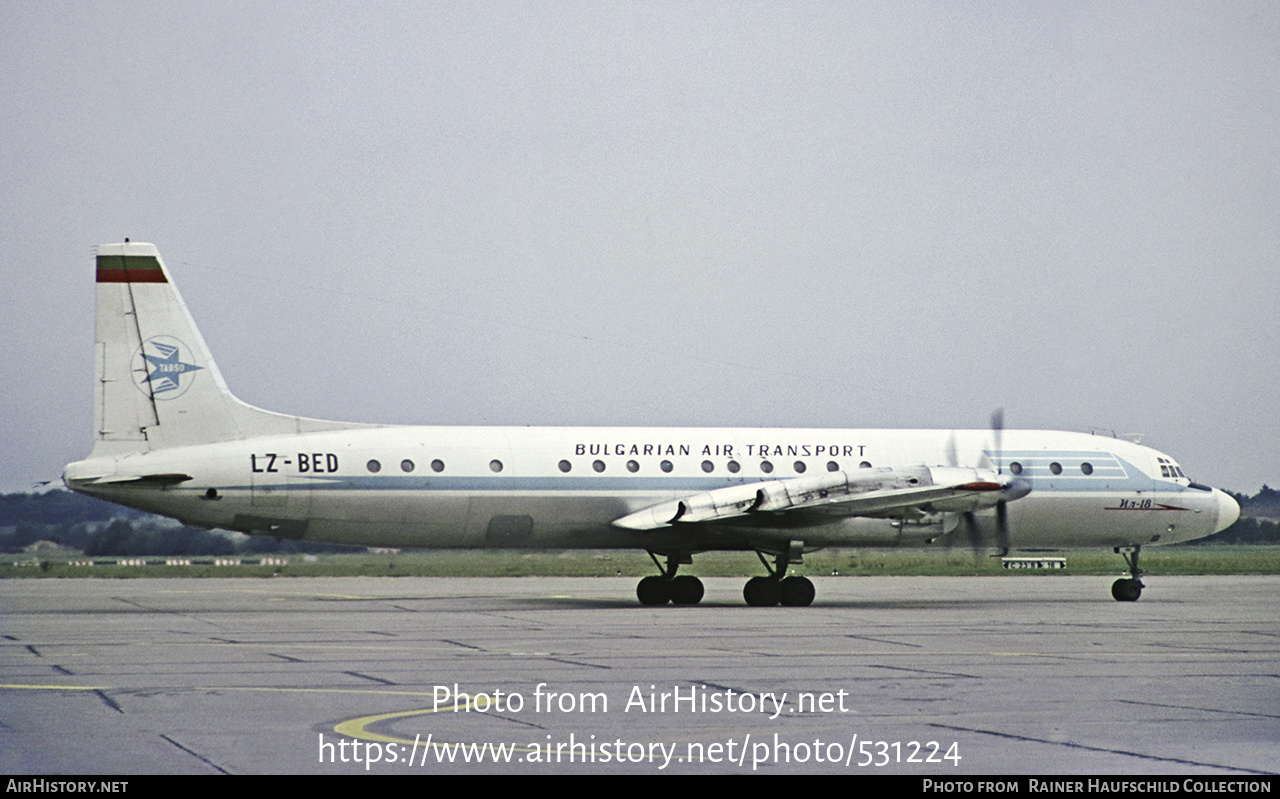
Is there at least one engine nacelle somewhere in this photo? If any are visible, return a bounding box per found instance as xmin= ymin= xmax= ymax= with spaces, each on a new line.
xmin=920 ymin=466 xmax=1004 ymax=512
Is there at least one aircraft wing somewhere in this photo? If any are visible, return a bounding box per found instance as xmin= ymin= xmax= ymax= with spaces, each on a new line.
xmin=612 ymin=467 xmax=1004 ymax=530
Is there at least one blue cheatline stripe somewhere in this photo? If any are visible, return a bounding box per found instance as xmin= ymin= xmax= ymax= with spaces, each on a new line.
xmin=276 ymin=475 xmax=762 ymax=492
xmin=225 ymin=453 xmax=1186 ymax=496
xmin=991 ymin=450 xmax=1123 ymax=458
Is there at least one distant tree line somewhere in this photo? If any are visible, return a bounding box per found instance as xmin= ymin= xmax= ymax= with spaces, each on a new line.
xmin=1194 ymin=485 xmax=1280 ymax=545
xmin=1229 ymin=485 xmax=1280 ymax=519
xmin=1191 ymin=516 xmax=1280 ymax=545
xmin=2 ymin=487 xmax=1278 ymax=555
xmin=74 ymin=518 xmax=363 ymax=557
xmin=0 ymin=491 xmax=363 ymax=556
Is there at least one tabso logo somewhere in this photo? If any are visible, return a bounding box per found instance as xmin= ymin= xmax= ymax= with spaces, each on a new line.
xmin=132 ymin=336 xmax=204 ymax=400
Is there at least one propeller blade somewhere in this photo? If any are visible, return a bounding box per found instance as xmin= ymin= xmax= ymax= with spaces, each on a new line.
xmin=995 ymin=501 xmax=1010 ymax=554
xmin=962 ymin=511 xmax=983 ymax=556
xmin=990 ymin=407 xmax=1005 ymax=474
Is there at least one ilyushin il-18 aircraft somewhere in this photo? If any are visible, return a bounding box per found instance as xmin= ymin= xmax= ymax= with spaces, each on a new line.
xmin=64 ymin=242 xmax=1240 ymax=607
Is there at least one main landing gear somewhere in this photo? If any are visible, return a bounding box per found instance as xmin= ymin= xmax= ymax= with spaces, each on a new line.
xmin=636 ymin=552 xmax=705 ymax=606
xmin=1111 ymin=545 xmax=1144 ymax=602
xmin=743 ymin=547 xmax=815 ymax=607
xmin=635 ymin=547 xmax=818 ymax=607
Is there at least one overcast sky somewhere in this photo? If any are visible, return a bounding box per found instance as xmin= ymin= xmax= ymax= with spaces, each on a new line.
xmin=3 ymin=2 xmax=1277 ymax=495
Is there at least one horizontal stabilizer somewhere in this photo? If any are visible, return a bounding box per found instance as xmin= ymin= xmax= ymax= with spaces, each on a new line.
xmin=82 ymin=472 xmax=193 ymax=486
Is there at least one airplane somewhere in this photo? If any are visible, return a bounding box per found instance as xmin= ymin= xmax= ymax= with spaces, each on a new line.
xmin=63 ymin=242 xmax=1241 ymax=606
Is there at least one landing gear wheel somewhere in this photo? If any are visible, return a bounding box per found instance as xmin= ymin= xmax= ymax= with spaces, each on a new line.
xmin=1111 ymin=578 xmax=1143 ymax=602
xmin=637 ymin=575 xmax=671 ymax=606
xmin=1111 ymin=547 xmax=1145 ymax=602
xmin=743 ymin=576 xmax=780 ymax=607
xmin=779 ymin=576 xmax=816 ymax=607
xmin=670 ymin=575 xmax=704 ymax=605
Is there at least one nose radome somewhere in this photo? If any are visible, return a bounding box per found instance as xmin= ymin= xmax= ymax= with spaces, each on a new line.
xmin=1214 ymin=489 xmax=1241 ymax=533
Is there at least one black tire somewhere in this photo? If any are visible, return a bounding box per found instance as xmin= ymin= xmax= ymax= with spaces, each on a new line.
xmin=637 ymin=575 xmax=671 ymax=606
xmin=779 ymin=576 xmax=816 ymax=607
xmin=670 ymin=575 xmax=705 ymax=605
xmin=743 ymin=576 xmax=780 ymax=607
xmin=1111 ymin=578 xmax=1142 ymax=602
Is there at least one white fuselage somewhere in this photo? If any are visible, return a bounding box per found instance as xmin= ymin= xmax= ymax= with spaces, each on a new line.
xmin=64 ymin=425 xmax=1238 ymax=554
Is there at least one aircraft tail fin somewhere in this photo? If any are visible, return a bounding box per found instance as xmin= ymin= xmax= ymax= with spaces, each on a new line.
xmin=91 ymin=242 xmax=362 ymax=456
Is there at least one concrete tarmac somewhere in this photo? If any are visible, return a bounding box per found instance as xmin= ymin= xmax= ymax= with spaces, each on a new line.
xmin=1 ymin=575 xmax=1277 ymax=775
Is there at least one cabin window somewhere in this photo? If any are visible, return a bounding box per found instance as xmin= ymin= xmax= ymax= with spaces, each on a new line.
xmin=727 ymin=460 xmax=740 ymax=473
xmin=489 ymin=459 xmax=503 ymax=473
xmin=701 ymin=460 xmax=714 ymax=473
xmin=660 ymin=460 xmax=673 ymax=473
xmin=859 ymin=461 xmax=872 ymax=469
xmin=794 ymin=461 xmax=807 ymax=474
xmin=431 ymin=459 xmax=445 ymax=472
xmin=401 ymin=459 xmax=414 ymax=472
xmin=626 ymin=460 xmax=639 ymax=473
xmin=1081 ymin=462 xmax=1093 ymax=475
xmin=1009 ymin=462 xmax=1022 ymax=475
xmin=1049 ymin=462 xmax=1062 ymax=475
xmin=367 ymin=460 xmax=381 ymax=473
xmin=760 ymin=460 xmax=774 ymax=474
xmin=558 ymin=459 xmax=572 ymax=473
xmin=827 ymin=460 xmax=839 ymax=472
xmin=593 ymin=460 xmax=606 ymax=473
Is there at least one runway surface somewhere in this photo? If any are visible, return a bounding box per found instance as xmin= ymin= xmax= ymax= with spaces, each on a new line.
xmin=1 ymin=575 xmax=1277 ymax=775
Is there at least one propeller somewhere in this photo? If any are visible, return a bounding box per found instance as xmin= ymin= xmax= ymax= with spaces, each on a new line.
xmin=947 ymin=408 xmax=1032 ymax=557
xmin=990 ymin=409 xmax=1004 ymax=472
xmin=990 ymin=409 xmax=1010 ymax=553
xmin=990 ymin=407 xmax=1036 ymax=554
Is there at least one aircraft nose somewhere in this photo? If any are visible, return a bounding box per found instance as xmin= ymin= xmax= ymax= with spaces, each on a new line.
xmin=1213 ymin=489 xmax=1240 ymax=533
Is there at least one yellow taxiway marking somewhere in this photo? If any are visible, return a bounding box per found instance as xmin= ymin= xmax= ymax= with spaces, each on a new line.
xmin=0 ymin=683 xmax=112 ymax=691
xmin=334 ymin=704 xmax=465 ymax=743
xmin=102 ymin=586 xmax=384 ymax=600
xmin=332 ymin=704 xmax=688 ymax=764
xmin=992 ymin=652 xmax=1058 ymax=656
xmin=1 ymin=683 xmax=448 ymax=698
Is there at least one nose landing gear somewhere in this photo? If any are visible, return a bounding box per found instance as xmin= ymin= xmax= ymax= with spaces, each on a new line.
xmin=1111 ymin=546 xmax=1144 ymax=602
